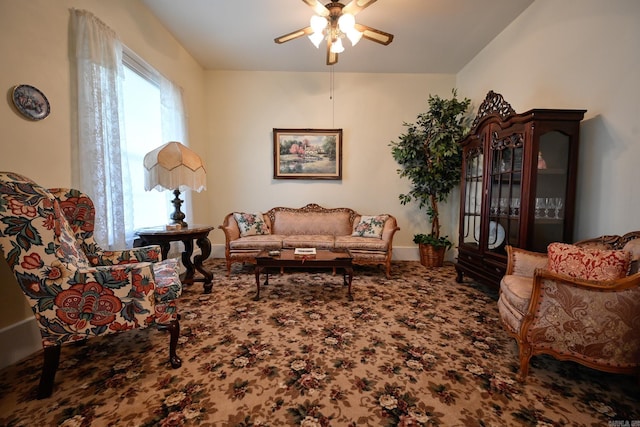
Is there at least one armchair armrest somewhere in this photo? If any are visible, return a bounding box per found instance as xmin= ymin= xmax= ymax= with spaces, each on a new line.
xmin=87 ymin=245 xmax=163 ymax=266
xmin=34 ymin=262 xmax=160 ymax=345
xmin=522 ymin=269 xmax=640 ymax=369
xmin=505 ymin=245 xmax=547 ymax=277
xmin=534 ymin=267 xmax=640 ymax=291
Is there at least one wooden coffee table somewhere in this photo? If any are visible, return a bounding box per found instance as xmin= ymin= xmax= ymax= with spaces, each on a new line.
xmin=254 ymin=249 xmax=353 ymax=300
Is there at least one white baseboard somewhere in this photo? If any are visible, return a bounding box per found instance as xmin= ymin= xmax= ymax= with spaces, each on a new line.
xmin=0 ymin=317 xmax=41 ymax=370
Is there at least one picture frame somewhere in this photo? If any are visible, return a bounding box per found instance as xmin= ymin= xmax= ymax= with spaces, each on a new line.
xmin=273 ymin=128 xmax=342 ymax=180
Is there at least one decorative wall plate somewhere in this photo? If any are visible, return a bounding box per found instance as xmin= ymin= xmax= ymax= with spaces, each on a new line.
xmin=11 ymin=84 xmax=50 ymax=120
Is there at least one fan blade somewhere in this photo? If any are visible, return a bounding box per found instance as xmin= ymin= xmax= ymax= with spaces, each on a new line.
xmin=354 ymin=23 xmax=394 ymax=45
xmin=275 ymin=26 xmax=314 ymax=44
xmin=326 ymin=39 xmax=338 ymax=65
xmin=302 ymin=0 xmax=330 ymax=17
xmin=343 ymin=0 xmax=377 ymax=15
xmin=342 ymin=0 xmax=376 ymax=15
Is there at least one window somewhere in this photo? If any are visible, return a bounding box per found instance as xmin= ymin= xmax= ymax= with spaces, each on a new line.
xmin=72 ymin=11 xmax=188 ymax=249
xmin=121 ymin=53 xmax=170 ymax=236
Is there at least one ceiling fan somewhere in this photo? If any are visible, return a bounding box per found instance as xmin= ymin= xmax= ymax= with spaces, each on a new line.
xmin=275 ymin=0 xmax=394 ymax=66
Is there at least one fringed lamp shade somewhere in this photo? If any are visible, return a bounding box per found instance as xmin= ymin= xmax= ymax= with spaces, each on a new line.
xmin=143 ymin=141 xmax=206 ymax=228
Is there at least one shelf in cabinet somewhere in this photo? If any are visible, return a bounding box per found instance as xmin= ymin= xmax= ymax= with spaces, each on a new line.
xmin=534 ymin=217 xmax=564 ymax=224
xmin=537 ymin=168 xmax=565 ymax=175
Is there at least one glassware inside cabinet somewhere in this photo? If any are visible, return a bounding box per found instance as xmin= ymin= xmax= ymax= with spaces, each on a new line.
xmin=531 ymin=131 xmax=570 ymax=251
xmin=487 ymin=134 xmax=524 ymax=254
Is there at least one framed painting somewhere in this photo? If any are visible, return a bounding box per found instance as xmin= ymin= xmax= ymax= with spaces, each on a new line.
xmin=273 ymin=128 xmax=342 ymax=180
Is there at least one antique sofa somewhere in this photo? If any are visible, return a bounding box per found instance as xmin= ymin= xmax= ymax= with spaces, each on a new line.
xmin=219 ymin=203 xmax=400 ymax=278
xmin=498 ymin=231 xmax=640 ymax=381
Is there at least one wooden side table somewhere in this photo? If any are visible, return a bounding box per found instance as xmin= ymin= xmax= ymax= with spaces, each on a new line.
xmin=135 ymin=224 xmax=214 ymax=293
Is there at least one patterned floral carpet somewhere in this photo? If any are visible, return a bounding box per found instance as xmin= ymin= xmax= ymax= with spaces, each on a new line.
xmin=0 ymin=260 xmax=638 ymax=426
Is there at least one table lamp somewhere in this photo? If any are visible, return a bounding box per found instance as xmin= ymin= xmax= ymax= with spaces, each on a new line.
xmin=143 ymin=141 xmax=206 ymax=228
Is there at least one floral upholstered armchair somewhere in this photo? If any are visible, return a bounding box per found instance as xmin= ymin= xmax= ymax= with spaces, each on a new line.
xmin=0 ymin=171 xmax=183 ymax=398
xmin=498 ymin=232 xmax=640 ymax=381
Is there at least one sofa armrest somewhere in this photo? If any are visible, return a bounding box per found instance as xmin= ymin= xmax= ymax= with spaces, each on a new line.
xmin=381 ymin=215 xmax=400 ymax=244
xmin=505 ymin=245 xmax=547 ymax=277
xmin=219 ymin=213 xmax=241 ymax=243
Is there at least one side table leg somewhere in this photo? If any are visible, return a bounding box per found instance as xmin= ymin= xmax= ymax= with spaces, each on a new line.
xmin=158 ymin=242 xmax=171 ymax=262
xmin=181 ymin=238 xmax=196 ymax=282
xmin=194 ymin=236 xmax=213 ymax=293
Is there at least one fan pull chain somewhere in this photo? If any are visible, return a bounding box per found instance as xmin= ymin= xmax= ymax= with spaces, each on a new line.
xmin=330 ymin=67 xmax=335 ymax=127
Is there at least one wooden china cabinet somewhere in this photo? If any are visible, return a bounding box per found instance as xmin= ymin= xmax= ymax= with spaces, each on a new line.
xmin=454 ymin=91 xmax=586 ymax=287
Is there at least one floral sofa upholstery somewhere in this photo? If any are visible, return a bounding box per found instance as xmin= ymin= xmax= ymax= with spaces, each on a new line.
xmin=0 ymin=171 xmax=182 ymax=398
xmin=498 ymin=231 xmax=640 ymax=381
xmin=219 ymin=203 xmax=400 ymax=278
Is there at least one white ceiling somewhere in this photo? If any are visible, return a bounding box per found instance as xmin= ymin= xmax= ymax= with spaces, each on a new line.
xmin=142 ymin=0 xmax=534 ymax=73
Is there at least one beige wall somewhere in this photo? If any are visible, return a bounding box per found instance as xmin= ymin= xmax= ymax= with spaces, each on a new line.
xmin=0 ymin=0 xmax=205 ymax=332
xmin=204 ymin=71 xmax=457 ymax=253
xmin=457 ymin=0 xmax=640 ymax=239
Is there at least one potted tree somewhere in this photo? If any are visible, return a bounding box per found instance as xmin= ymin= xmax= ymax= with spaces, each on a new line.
xmin=390 ymin=89 xmax=471 ymax=267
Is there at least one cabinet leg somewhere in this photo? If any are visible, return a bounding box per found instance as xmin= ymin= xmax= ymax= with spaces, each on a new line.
xmin=455 ymin=267 xmax=464 ymax=283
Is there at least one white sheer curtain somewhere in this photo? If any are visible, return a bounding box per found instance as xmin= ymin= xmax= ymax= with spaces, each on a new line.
xmin=160 ymin=76 xmax=188 ymax=144
xmin=70 ymin=9 xmax=132 ymax=249
xmin=159 ymin=76 xmax=191 ymax=223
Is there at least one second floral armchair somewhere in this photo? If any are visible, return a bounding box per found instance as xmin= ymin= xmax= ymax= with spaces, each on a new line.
xmin=498 ymin=233 xmax=640 ymax=381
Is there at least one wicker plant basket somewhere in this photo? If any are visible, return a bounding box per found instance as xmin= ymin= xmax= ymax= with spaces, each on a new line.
xmin=418 ymin=243 xmax=446 ymax=267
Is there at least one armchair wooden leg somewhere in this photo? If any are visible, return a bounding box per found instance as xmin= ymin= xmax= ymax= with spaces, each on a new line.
xmin=517 ymin=341 xmax=532 ymax=382
xmin=158 ymin=318 xmax=182 ymax=369
xmin=37 ymin=345 xmax=61 ymax=399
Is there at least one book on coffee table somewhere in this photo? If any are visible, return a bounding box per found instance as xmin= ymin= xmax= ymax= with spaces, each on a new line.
xmin=294 ymin=247 xmax=316 ymax=257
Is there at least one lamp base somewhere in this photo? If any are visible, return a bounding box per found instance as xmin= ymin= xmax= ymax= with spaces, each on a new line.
xmin=170 ymin=189 xmax=188 ymax=228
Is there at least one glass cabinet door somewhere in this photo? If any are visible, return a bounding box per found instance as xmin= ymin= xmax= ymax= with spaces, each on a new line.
xmin=531 ymin=131 xmax=570 ymax=252
xmin=487 ymin=131 xmax=524 ymax=254
xmin=461 ymin=147 xmax=483 ymax=247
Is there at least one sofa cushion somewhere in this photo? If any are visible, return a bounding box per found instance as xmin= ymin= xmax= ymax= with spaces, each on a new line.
xmin=230 ymin=234 xmax=283 ymax=250
xmin=272 ymin=210 xmax=352 ymax=236
xmin=547 ymin=242 xmax=631 ymax=281
xmin=345 ymin=249 xmax=387 ymax=262
xmin=282 ymin=235 xmax=335 ymax=249
xmin=352 ymin=215 xmax=388 ymax=238
xmin=233 ymin=212 xmax=270 ymax=237
xmin=335 ymin=236 xmax=388 ymax=251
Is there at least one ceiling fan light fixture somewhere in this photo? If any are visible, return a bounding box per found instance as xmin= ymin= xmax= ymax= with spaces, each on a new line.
xmin=310 ymin=15 xmax=328 ymax=33
xmin=330 ymin=38 xmax=345 ymax=53
xmin=337 ymin=13 xmax=356 ymax=33
xmin=346 ymin=29 xmax=363 ymax=46
xmin=275 ymin=0 xmax=393 ymax=65
xmin=308 ymin=31 xmax=324 ymax=48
